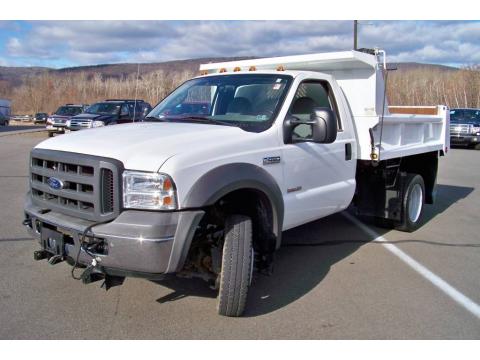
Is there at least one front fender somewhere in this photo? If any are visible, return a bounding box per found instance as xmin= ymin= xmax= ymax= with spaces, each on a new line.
xmin=183 ymin=163 xmax=284 ymax=248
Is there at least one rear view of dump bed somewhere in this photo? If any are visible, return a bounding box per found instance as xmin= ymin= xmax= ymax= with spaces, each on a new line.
xmin=201 ymin=50 xmax=450 ymax=161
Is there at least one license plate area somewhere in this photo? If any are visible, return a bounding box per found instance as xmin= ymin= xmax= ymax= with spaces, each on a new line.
xmin=41 ymin=228 xmax=66 ymax=256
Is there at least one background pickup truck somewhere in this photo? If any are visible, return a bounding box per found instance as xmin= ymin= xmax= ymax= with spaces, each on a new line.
xmin=449 ymin=108 xmax=480 ymax=149
xmin=46 ymin=104 xmax=87 ymax=137
xmin=24 ymin=49 xmax=449 ymax=317
xmin=67 ymin=99 xmax=152 ymax=131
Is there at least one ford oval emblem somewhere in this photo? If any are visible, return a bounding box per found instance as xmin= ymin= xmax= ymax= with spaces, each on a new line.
xmin=47 ymin=177 xmax=64 ymax=190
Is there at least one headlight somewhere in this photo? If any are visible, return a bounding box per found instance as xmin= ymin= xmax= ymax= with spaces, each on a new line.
xmin=91 ymin=120 xmax=105 ymax=128
xmin=123 ymin=171 xmax=177 ymax=210
xmin=66 ymin=120 xmax=71 ymax=127
xmin=471 ymin=126 xmax=480 ymax=134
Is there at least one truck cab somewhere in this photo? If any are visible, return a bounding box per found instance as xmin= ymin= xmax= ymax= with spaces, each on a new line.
xmin=24 ymin=50 xmax=449 ymax=317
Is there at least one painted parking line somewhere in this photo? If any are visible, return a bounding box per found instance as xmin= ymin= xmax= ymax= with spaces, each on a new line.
xmin=342 ymin=212 xmax=480 ymax=320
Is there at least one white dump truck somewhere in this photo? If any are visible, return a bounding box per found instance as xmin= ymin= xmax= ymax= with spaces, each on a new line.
xmin=24 ymin=49 xmax=449 ymax=316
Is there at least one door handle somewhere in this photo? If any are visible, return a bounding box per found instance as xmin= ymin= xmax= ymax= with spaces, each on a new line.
xmin=345 ymin=143 xmax=352 ymax=161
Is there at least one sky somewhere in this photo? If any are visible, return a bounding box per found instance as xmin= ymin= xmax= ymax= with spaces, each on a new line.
xmin=0 ymin=20 xmax=479 ymax=68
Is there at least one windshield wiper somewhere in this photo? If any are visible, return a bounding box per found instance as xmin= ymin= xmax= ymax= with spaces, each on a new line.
xmin=178 ymin=116 xmax=236 ymax=127
xmin=143 ymin=116 xmax=166 ymax=122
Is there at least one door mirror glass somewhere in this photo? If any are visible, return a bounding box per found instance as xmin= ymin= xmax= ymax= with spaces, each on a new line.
xmin=310 ymin=107 xmax=337 ymax=143
xmin=284 ymin=107 xmax=337 ymax=144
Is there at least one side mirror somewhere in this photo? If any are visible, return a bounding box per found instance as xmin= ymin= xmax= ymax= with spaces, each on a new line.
xmin=283 ymin=107 xmax=337 ymax=144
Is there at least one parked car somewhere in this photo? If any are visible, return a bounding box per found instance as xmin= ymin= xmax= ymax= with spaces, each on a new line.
xmin=33 ymin=113 xmax=49 ymax=124
xmin=10 ymin=114 xmax=32 ymax=122
xmin=0 ymin=112 xmax=9 ymax=126
xmin=24 ymin=50 xmax=449 ymax=317
xmin=67 ymin=99 xmax=151 ymax=131
xmin=449 ymin=108 xmax=480 ymax=149
xmin=46 ymin=104 xmax=87 ymax=137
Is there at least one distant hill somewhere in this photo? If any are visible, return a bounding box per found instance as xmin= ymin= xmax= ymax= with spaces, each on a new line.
xmin=390 ymin=62 xmax=459 ymax=72
xmin=0 ymin=58 xmax=460 ymax=89
xmin=0 ymin=57 xmax=255 ymax=88
xmin=0 ymin=66 xmax=50 ymax=87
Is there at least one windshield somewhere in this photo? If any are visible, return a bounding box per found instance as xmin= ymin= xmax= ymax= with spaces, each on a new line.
xmin=147 ymin=74 xmax=292 ymax=132
xmin=86 ymin=102 xmax=121 ymax=115
xmin=450 ymin=109 xmax=480 ymax=124
xmin=55 ymin=106 xmax=82 ymax=116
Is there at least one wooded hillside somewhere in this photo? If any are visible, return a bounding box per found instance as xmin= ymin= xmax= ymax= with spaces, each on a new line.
xmin=1 ymin=59 xmax=478 ymax=114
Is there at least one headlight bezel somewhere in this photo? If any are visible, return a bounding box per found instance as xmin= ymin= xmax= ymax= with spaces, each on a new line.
xmin=122 ymin=170 xmax=178 ymax=211
xmin=91 ymin=120 xmax=105 ymax=128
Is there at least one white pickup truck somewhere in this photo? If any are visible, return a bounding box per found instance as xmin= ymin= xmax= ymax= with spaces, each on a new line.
xmin=24 ymin=49 xmax=449 ymax=316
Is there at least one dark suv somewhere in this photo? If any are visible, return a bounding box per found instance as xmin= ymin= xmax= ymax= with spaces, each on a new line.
xmin=46 ymin=104 xmax=87 ymax=137
xmin=67 ymin=99 xmax=152 ymax=131
xmin=33 ymin=113 xmax=49 ymax=124
xmin=449 ymin=108 xmax=480 ymax=149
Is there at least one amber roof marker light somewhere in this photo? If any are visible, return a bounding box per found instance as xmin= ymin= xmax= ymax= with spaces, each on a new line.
xmin=276 ymin=65 xmax=286 ymax=71
xmin=219 ymin=68 xmax=227 ymax=73
xmin=249 ymin=66 xmax=256 ymax=71
xmin=233 ymin=67 xmax=241 ymax=72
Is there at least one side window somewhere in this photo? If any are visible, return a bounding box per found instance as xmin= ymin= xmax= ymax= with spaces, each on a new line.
xmin=289 ymin=81 xmax=342 ymax=139
xmin=120 ymin=104 xmax=130 ymax=117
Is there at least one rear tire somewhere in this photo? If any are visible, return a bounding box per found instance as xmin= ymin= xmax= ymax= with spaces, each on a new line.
xmin=217 ymin=214 xmax=253 ymax=317
xmin=474 ymin=143 xmax=480 ymax=150
xmin=395 ymin=174 xmax=425 ymax=232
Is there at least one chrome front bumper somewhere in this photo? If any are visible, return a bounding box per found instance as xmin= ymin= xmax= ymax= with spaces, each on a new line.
xmin=24 ymin=196 xmax=204 ymax=275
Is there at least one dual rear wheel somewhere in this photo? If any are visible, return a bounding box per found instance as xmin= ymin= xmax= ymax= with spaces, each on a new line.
xmin=375 ymin=173 xmax=426 ymax=233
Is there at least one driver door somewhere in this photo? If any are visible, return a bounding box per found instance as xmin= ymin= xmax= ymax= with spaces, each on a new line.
xmin=281 ymin=79 xmax=356 ymax=230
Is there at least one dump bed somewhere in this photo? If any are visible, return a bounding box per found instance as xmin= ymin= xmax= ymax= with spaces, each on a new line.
xmin=200 ymin=50 xmax=450 ymax=161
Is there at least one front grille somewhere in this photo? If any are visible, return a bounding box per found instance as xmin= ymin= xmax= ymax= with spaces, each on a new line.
xmin=53 ymin=119 xmax=67 ymax=127
xmin=101 ymin=169 xmax=114 ymax=213
xmin=450 ymin=124 xmax=471 ymax=135
xmin=69 ymin=119 xmax=92 ymax=129
xmin=30 ymin=149 xmax=122 ymax=222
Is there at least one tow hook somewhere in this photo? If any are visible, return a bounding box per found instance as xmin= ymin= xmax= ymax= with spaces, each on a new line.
xmin=33 ymin=250 xmax=64 ymax=265
xmin=48 ymin=255 xmax=64 ymax=265
xmin=33 ymin=250 xmax=49 ymax=261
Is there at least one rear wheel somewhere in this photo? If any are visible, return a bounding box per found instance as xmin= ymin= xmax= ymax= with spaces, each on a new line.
xmin=217 ymin=214 xmax=253 ymax=317
xmin=395 ymin=174 xmax=425 ymax=232
xmin=474 ymin=143 xmax=480 ymax=150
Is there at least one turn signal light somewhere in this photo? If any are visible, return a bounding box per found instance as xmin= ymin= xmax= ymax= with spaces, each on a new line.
xmin=163 ymin=177 xmax=173 ymax=191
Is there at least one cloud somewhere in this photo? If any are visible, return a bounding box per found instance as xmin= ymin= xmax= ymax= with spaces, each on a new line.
xmin=2 ymin=20 xmax=479 ymax=67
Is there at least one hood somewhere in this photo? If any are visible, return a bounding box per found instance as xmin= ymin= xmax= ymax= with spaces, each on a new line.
xmin=50 ymin=115 xmax=70 ymax=120
xmin=35 ymin=122 xmax=252 ymax=172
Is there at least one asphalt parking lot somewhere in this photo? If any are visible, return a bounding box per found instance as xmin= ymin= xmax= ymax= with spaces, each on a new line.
xmin=0 ymin=124 xmax=43 ymax=133
xmin=0 ymin=132 xmax=479 ymax=339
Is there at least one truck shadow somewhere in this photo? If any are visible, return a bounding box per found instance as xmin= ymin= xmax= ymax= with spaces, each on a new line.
xmin=153 ymin=183 xmax=474 ymax=317
xmin=421 ymin=184 xmax=474 ymax=224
